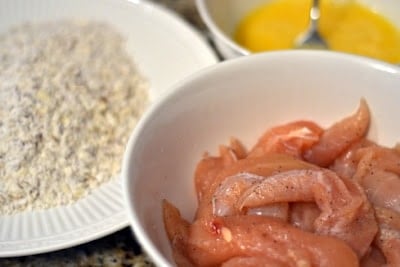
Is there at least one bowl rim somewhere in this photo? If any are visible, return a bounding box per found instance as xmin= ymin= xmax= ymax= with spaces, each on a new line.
xmin=195 ymin=0 xmax=400 ymax=64
xmin=122 ymin=50 xmax=400 ymax=267
xmin=195 ymin=0 xmax=250 ymax=57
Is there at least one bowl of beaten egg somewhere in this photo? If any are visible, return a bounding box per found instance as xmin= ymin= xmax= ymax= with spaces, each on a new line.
xmin=196 ymin=0 xmax=400 ymax=62
xmin=122 ymin=50 xmax=400 ymax=266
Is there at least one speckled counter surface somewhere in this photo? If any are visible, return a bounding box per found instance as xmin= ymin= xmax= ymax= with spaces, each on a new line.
xmin=0 ymin=1 xmax=208 ymax=266
xmin=0 ymin=228 xmax=153 ymax=267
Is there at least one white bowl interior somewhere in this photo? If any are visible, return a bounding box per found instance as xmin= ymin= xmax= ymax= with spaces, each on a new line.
xmin=198 ymin=0 xmax=400 ymax=58
xmin=123 ymin=51 xmax=400 ymax=266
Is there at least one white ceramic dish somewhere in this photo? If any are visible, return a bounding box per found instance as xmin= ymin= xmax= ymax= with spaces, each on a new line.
xmin=196 ymin=0 xmax=400 ymax=59
xmin=0 ymin=0 xmax=217 ymax=257
xmin=122 ymin=50 xmax=400 ymax=266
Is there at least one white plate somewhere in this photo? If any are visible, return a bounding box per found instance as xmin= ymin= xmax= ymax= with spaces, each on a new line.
xmin=0 ymin=0 xmax=218 ymax=257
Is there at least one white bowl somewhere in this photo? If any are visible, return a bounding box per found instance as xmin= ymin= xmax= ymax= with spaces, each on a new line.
xmin=122 ymin=51 xmax=400 ymax=266
xmin=196 ymin=0 xmax=400 ymax=59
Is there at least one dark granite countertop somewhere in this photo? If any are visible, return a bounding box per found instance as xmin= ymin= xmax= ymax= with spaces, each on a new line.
xmin=0 ymin=1 xmax=210 ymax=266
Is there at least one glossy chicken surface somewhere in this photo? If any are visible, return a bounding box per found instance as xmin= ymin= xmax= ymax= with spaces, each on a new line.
xmin=163 ymin=100 xmax=400 ymax=266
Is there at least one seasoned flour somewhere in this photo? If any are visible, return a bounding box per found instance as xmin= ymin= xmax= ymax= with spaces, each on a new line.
xmin=0 ymin=21 xmax=149 ymax=214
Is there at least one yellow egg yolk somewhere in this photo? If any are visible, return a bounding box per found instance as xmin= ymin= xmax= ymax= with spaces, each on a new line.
xmin=234 ymin=0 xmax=400 ymax=63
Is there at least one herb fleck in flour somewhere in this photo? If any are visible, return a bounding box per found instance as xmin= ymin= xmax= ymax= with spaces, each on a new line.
xmin=0 ymin=21 xmax=149 ymax=214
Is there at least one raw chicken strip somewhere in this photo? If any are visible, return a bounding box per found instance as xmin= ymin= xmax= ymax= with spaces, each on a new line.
xmin=195 ymin=145 xmax=238 ymax=202
xmin=162 ymin=200 xmax=194 ymax=267
xmin=246 ymin=202 xmax=289 ymax=221
xmin=221 ymin=256 xmax=284 ymax=267
xmin=289 ymin=202 xmax=320 ymax=232
xmin=330 ymin=139 xmax=373 ymax=179
xmin=238 ymin=169 xmax=377 ymax=257
xmin=248 ymin=120 xmax=322 ymax=158
xmin=361 ymin=170 xmax=400 ymax=213
xmin=187 ymin=215 xmax=359 ymax=267
xmin=304 ymin=99 xmax=370 ymax=167
xmin=374 ymin=207 xmax=400 ymax=267
xmin=196 ymin=153 xmax=316 ymax=219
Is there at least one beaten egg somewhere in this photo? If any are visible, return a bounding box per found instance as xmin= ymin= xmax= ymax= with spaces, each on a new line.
xmin=234 ymin=0 xmax=400 ymax=63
